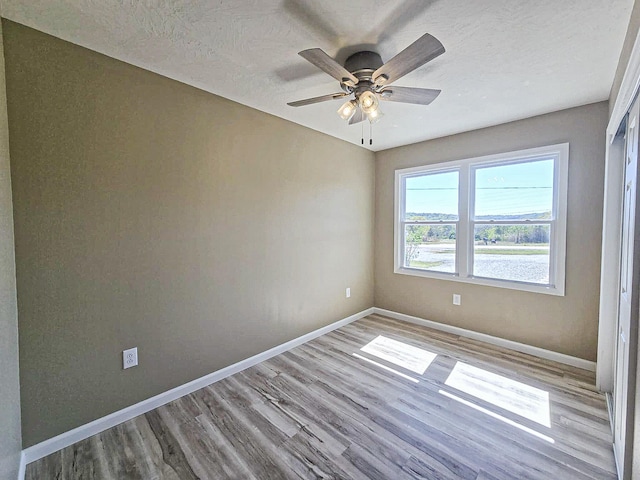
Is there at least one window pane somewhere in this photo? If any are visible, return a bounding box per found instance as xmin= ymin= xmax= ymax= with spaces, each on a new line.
xmin=405 ymin=171 xmax=459 ymax=221
xmin=473 ymin=224 xmax=550 ymax=284
xmin=474 ymin=159 xmax=554 ymax=220
xmin=405 ymin=224 xmax=456 ymax=273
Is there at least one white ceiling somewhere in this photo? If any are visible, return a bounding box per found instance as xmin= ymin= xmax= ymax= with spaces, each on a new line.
xmin=1 ymin=0 xmax=635 ymax=151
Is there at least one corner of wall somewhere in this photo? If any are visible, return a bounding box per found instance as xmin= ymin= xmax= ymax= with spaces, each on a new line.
xmin=0 ymin=14 xmax=23 ymax=480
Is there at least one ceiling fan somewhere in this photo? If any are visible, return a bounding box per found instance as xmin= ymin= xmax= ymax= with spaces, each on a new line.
xmin=287 ymin=33 xmax=445 ymax=125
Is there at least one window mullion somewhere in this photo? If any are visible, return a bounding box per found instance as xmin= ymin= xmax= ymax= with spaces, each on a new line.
xmin=457 ymin=164 xmax=471 ymax=277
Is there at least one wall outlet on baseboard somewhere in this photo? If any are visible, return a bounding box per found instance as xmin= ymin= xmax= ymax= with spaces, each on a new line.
xmin=123 ymin=347 xmax=138 ymax=369
xmin=453 ymin=294 xmax=461 ymax=306
xmin=346 ymin=287 xmax=351 ymax=298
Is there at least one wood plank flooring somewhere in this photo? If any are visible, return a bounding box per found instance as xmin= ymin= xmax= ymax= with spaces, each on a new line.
xmin=26 ymin=314 xmax=617 ymax=479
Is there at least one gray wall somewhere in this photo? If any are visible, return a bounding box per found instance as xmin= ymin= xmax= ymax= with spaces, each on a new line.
xmin=3 ymin=20 xmax=375 ymax=447
xmin=375 ymin=102 xmax=608 ymax=361
xmin=0 ymin=16 xmax=21 ymax=480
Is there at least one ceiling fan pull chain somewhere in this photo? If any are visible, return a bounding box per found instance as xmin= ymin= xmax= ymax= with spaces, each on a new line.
xmin=361 ymin=121 xmax=364 ymax=145
xmin=370 ymin=122 xmax=373 ymax=146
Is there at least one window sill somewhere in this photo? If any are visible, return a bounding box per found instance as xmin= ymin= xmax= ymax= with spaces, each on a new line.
xmin=394 ymin=266 xmax=565 ymax=296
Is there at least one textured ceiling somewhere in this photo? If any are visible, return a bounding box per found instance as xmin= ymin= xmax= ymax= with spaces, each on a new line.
xmin=1 ymin=0 xmax=635 ymax=151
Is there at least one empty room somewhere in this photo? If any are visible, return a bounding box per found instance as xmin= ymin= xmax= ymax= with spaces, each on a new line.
xmin=3 ymin=1 xmax=640 ymax=479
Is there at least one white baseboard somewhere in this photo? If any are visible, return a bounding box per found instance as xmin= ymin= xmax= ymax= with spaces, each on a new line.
xmin=373 ymin=308 xmax=596 ymax=372
xmin=20 ymin=305 xmax=596 ymax=467
xmin=21 ymin=307 xmax=374 ymax=466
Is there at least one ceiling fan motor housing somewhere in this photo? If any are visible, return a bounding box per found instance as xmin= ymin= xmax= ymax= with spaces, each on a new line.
xmin=344 ymin=51 xmax=383 ymax=81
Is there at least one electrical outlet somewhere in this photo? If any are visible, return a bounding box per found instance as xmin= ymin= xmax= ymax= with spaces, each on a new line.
xmin=346 ymin=287 xmax=351 ymax=298
xmin=123 ymin=347 xmax=138 ymax=369
xmin=453 ymin=294 xmax=461 ymax=306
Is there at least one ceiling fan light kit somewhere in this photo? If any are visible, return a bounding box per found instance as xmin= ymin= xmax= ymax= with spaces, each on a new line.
xmin=367 ymin=108 xmax=384 ymax=124
xmin=287 ymin=32 xmax=445 ymax=137
xmin=358 ymin=90 xmax=379 ymax=114
xmin=337 ymin=99 xmax=358 ymax=121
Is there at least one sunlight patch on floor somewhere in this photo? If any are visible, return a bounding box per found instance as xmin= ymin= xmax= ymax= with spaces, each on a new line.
xmin=439 ymin=389 xmax=555 ymax=443
xmin=352 ymin=353 xmax=419 ymax=383
xmin=445 ymin=362 xmax=551 ymax=428
xmin=360 ymin=335 xmax=437 ymax=375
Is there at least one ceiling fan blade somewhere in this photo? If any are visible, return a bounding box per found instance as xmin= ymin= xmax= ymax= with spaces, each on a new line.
xmin=349 ymin=108 xmax=364 ymax=125
xmin=372 ymin=33 xmax=445 ymax=86
xmin=287 ymin=92 xmax=348 ymax=107
xmin=299 ymin=48 xmax=359 ymax=85
xmin=379 ymin=86 xmax=441 ymax=105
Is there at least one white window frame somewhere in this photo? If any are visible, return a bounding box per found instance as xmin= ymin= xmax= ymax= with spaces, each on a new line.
xmin=394 ymin=143 xmax=569 ymax=296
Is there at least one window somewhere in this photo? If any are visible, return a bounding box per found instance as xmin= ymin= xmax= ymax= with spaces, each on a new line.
xmin=395 ymin=144 xmax=568 ymax=295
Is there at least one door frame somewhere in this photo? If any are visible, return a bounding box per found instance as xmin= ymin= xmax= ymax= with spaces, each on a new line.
xmin=598 ymin=19 xmax=640 ymax=480
xmin=598 ymin=24 xmax=640 ymax=392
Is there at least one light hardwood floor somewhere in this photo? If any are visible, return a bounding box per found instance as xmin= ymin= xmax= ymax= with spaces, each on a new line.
xmin=26 ymin=314 xmax=616 ymax=479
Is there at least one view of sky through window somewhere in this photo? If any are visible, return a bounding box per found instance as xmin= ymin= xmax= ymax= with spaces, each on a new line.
xmin=475 ymin=159 xmax=554 ymax=219
xmin=405 ymin=170 xmax=458 ymax=218
xmin=405 ymin=159 xmax=553 ymax=219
